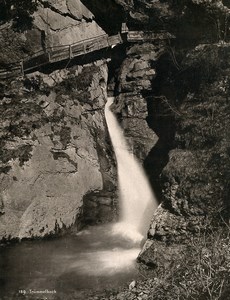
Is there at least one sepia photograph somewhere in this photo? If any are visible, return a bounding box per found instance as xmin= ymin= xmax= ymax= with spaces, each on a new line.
xmin=0 ymin=0 xmax=230 ymax=299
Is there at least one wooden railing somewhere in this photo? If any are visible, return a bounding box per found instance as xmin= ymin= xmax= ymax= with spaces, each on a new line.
xmin=127 ymin=31 xmax=175 ymax=42
xmin=0 ymin=33 xmax=122 ymax=79
xmin=0 ymin=63 xmax=22 ymax=79
xmin=0 ymin=30 xmax=174 ymax=79
xmin=23 ymin=33 xmax=122 ymax=72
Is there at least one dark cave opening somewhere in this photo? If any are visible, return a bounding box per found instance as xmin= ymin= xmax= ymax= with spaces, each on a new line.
xmin=107 ymin=44 xmax=127 ymax=96
xmin=143 ymin=53 xmax=178 ymax=201
xmin=81 ymin=0 xmax=126 ymax=35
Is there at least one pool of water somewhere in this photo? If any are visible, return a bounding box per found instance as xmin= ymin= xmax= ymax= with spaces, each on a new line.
xmin=0 ymin=224 xmax=141 ymax=299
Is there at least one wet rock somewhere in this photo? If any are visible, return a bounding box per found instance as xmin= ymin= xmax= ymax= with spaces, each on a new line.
xmin=112 ymin=43 xmax=164 ymax=161
xmin=111 ymin=0 xmax=230 ymax=272
xmin=128 ymin=280 xmax=136 ymax=290
xmin=32 ymin=1 xmax=105 ymax=49
xmin=136 ymin=43 xmax=230 ymax=268
xmin=0 ymin=61 xmax=117 ymax=241
xmin=0 ymin=0 xmax=106 ymax=65
xmin=82 ymin=191 xmax=116 ymax=225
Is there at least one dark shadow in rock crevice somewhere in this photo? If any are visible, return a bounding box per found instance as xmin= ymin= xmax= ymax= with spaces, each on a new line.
xmin=81 ymin=0 xmax=125 ymax=35
xmin=142 ymin=53 xmax=178 ymax=202
xmin=143 ymin=136 xmax=173 ymax=205
xmin=107 ymin=44 xmax=127 ymax=96
xmin=143 ymin=126 xmax=175 ymax=202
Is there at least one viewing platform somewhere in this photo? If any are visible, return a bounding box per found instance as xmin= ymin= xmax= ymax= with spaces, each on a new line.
xmin=126 ymin=31 xmax=175 ymax=42
xmin=0 ymin=23 xmax=174 ymax=79
xmin=0 ymin=33 xmax=122 ymax=79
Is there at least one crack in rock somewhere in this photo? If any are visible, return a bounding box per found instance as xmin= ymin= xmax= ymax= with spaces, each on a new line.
xmin=38 ymin=0 xmax=93 ymax=22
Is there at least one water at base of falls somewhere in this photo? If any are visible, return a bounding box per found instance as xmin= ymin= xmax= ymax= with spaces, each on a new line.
xmin=0 ymin=224 xmax=141 ymax=300
xmin=112 ymin=222 xmax=144 ymax=243
xmin=0 ymin=96 xmax=158 ymax=300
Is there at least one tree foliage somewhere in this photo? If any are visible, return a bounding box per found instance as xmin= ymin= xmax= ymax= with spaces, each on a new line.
xmin=0 ymin=0 xmax=38 ymax=31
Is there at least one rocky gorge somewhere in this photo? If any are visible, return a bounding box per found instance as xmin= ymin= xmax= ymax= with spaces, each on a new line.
xmin=1 ymin=0 xmax=230 ymax=299
xmin=0 ymin=0 xmax=119 ymax=241
xmin=0 ymin=60 xmax=118 ymax=240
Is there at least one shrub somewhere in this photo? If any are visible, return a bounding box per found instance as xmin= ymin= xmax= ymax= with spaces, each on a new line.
xmin=0 ymin=0 xmax=38 ymax=31
xmin=143 ymin=226 xmax=230 ymax=300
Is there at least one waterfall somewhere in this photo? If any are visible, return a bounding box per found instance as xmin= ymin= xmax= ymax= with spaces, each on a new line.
xmin=105 ymin=97 xmax=158 ymax=243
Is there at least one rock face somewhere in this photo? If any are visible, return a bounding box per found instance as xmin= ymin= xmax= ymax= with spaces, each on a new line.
xmin=116 ymin=0 xmax=230 ymax=42
xmin=113 ymin=0 xmax=230 ymax=269
xmin=112 ymin=43 xmax=163 ymax=162
xmin=1 ymin=0 xmax=230 ymax=275
xmin=139 ymin=43 xmax=230 ymax=267
xmin=32 ymin=0 xmax=105 ymax=49
xmin=0 ymin=0 xmax=118 ymax=242
xmin=0 ymin=0 xmax=106 ymax=65
xmin=0 ymin=60 xmax=117 ymax=240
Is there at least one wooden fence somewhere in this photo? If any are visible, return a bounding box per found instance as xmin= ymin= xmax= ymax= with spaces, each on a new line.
xmin=127 ymin=31 xmax=175 ymax=42
xmin=0 ymin=30 xmax=175 ymax=79
xmin=0 ymin=33 xmax=122 ymax=79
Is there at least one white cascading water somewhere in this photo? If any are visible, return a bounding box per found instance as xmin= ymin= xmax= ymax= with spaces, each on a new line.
xmin=105 ymin=97 xmax=158 ymax=243
xmin=0 ymin=96 xmax=158 ymax=298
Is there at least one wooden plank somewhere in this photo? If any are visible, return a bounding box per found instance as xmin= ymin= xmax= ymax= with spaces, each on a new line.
xmin=99 ymin=37 xmax=109 ymax=48
xmin=23 ymin=53 xmax=50 ymax=71
xmin=6 ymin=66 xmax=21 ymax=72
xmin=127 ymin=31 xmax=145 ymax=41
xmin=121 ymin=23 xmax=129 ymax=33
xmin=127 ymin=31 xmax=175 ymax=42
xmin=69 ymin=45 xmax=73 ymax=59
xmin=23 ymin=49 xmax=44 ymax=60
xmin=72 ymin=43 xmax=85 ymax=54
xmin=0 ymin=71 xmax=11 ymax=79
xmin=84 ymin=41 xmax=99 ymax=53
xmin=50 ymin=54 xmax=69 ymax=63
xmin=0 ymin=32 xmax=124 ymax=78
xmin=23 ymin=63 xmax=47 ymax=72
xmin=0 ymin=64 xmax=20 ymax=71
xmin=108 ymin=34 xmax=122 ymax=46
xmin=0 ymin=62 xmax=21 ymax=79
xmin=0 ymin=69 xmax=21 ymax=79
xmin=50 ymin=48 xmax=69 ymax=60
xmin=51 ymin=46 xmax=69 ymax=55
xmin=71 ymin=42 xmax=84 ymax=50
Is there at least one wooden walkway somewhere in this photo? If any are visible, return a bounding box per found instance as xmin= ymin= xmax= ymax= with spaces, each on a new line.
xmin=127 ymin=31 xmax=175 ymax=42
xmin=0 ymin=30 xmax=174 ymax=79
xmin=0 ymin=33 xmax=122 ymax=79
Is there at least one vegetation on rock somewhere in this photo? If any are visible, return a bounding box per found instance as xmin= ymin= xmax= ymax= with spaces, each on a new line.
xmin=114 ymin=0 xmax=230 ymax=297
xmin=0 ymin=0 xmax=38 ymax=30
xmin=0 ymin=0 xmax=230 ymax=298
xmin=83 ymin=225 xmax=230 ymax=300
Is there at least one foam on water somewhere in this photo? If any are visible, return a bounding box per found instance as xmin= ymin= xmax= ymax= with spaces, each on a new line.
xmin=0 ymin=224 xmax=141 ymax=298
xmin=68 ymin=247 xmax=140 ymax=276
xmin=112 ymin=222 xmax=144 ymax=243
xmin=0 ymin=96 xmax=159 ymax=299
